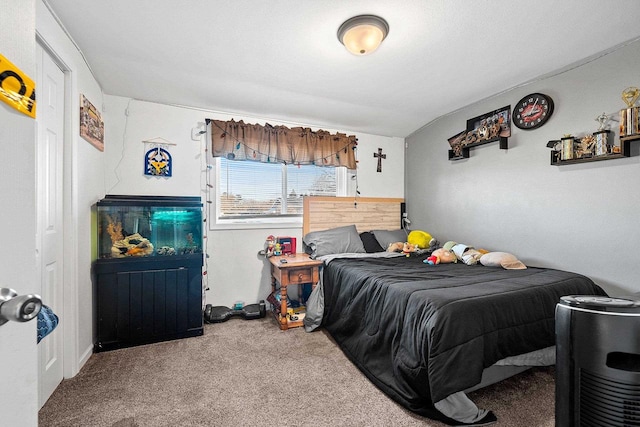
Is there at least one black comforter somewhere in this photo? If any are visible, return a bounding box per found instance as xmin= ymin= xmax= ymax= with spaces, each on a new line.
xmin=321 ymin=256 xmax=607 ymax=419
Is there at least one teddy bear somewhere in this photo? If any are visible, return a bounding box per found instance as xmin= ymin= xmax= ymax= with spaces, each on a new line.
xmin=387 ymin=242 xmax=419 ymax=257
xmin=402 ymin=242 xmax=418 ymax=257
xmin=387 ymin=242 xmax=405 ymax=253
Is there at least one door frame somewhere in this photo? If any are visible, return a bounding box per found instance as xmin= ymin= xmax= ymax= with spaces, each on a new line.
xmin=36 ymin=33 xmax=80 ymax=380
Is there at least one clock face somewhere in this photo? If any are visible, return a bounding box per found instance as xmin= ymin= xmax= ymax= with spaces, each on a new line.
xmin=513 ymin=93 xmax=554 ymax=130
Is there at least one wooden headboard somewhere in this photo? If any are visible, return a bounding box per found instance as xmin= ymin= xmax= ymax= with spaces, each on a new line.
xmin=303 ymin=196 xmax=404 ymax=236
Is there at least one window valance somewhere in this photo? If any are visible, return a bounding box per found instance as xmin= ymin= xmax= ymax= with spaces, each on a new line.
xmin=209 ymin=119 xmax=358 ymax=169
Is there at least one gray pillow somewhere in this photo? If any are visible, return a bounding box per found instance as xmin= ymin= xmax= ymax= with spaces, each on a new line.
xmin=371 ymin=229 xmax=408 ymax=250
xmin=303 ymin=225 xmax=366 ymax=258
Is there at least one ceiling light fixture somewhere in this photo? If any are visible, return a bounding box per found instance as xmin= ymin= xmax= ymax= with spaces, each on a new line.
xmin=337 ymin=15 xmax=389 ymax=56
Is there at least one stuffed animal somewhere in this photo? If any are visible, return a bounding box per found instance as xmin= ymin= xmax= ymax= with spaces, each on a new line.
xmin=402 ymin=242 xmax=418 ymax=257
xmin=431 ymin=248 xmax=457 ymax=263
xmin=479 ymin=252 xmax=527 ymax=270
xmin=387 ymin=242 xmax=405 ymax=253
xmin=442 ymin=241 xmax=489 ymax=265
xmin=408 ymin=230 xmax=438 ymax=251
xmin=424 ymin=254 xmax=440 ymax=265
xmin=387 ymin=241 xmax=419 ymax=256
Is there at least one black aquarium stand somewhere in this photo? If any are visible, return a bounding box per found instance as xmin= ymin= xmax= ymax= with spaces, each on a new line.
xmin=93 ymin=254 xmax=203 ymax=352
xmin=93 ymin=195 xmax=204 ymax=351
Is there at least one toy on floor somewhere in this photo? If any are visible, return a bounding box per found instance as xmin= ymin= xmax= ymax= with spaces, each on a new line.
xmin=203 ymin=300 xmax=266 ymax=323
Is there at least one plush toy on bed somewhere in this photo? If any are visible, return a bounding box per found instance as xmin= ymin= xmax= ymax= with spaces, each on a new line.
xmin=387 ymin=242 xmax=405 ymax=253
xmin=443 ymin=240 xmax=487 ymax=266
xmin=387 ymin=241 xmax=420 ymax=257
xmin=402 ymin=242 xmax=418 ymax=257
xmin=430 ymin=247 xmax=457 ymax=263
xmin=424 ymin=254 xmax=440 ymax=265
xmin=407 ymin=230 xmax=438 ymax=251
xmin=480 ymin=252 xmax=527 ymax=269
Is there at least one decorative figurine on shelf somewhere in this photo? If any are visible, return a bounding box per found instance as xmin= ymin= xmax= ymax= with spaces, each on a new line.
xmin=576 ymin=135 xmax=595 ymax=159
xmin=622 ymin=87 xmax=640 ymax=108
xmin=274 ymin=243 xmax=282 ymax=256
xmin=595 ymin=113 xmax=611 ymax=132
xmin=594 ymin=131 xmax=610 ymax=156
xmin=561 ymin=134 xmax=575 ymax=161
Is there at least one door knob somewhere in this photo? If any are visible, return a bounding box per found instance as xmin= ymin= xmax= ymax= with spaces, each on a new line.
xmin=0 ymin=288 xmax=42 ymax=326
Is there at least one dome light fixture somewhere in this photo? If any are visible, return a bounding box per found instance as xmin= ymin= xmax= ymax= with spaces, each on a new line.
xmin=337 ymin=15 xmax=389 ymax=56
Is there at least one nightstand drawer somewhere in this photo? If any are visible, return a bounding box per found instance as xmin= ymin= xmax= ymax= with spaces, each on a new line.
xmin=288 ymin=268 xmax=312 ymax=284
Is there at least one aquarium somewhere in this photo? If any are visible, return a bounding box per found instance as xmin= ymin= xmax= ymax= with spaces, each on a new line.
xmin=96 ymin=195 xmax=202 ymax=259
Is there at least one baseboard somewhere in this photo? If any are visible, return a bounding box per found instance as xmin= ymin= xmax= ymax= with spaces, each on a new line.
xmin=78 ymin=343 xmax=93 ymax=371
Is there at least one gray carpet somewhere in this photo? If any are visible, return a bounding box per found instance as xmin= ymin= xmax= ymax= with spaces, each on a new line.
xmin=39 ymin=317 xmax=555 ymax=426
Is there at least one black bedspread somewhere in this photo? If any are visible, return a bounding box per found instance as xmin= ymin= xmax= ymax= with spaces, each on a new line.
xmin=321 ymin=256 xmax=607 ymax=419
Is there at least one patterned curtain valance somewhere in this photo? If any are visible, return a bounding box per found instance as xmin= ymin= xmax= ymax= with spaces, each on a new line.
xmin=209 ymin=119 xmax=358 ymax=169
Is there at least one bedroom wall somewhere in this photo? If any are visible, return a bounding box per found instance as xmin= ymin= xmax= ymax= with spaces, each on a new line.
xmin=102 ymin=96 xmax=405 ymax=307
xmin=405 ymin=38 xmax=640 ymax=297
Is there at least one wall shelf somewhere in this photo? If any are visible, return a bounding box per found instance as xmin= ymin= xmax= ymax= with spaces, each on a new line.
xmin=449 ymin=136 xmax=508 ymax=161
xmin=549 ymin=133 xmax=640 ymax=166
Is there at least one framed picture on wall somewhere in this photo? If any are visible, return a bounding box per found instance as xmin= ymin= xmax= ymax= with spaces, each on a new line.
xmin=447 ymin=130 xmax=467 ymax=158
xmin=80 ymin=94 xmax=104 ymax=151
xmin=464 ymin=105 xmax=511 ymax=146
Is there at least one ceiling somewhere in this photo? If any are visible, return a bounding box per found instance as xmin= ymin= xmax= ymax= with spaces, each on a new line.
xmin=45 ymin=0 xmax=640 ymax=138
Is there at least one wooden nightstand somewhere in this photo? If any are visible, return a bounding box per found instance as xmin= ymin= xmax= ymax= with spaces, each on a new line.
xmin=269 ymin=254 xmax=323 ymax=330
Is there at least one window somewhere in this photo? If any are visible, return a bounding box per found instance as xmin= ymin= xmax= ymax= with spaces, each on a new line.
xmin=212 ymin=157 xmax=348 ymax=227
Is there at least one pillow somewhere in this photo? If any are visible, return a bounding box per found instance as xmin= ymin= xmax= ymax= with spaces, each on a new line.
xmin=359 ymin=232 xmax=384 ymax=253
xmin=303 ymin=224 xmax=366 ymax=258
xmin=479 ymin=252 xmax=527 ymax=270
xmin=371 ymin=229 xmax=408 ymax=250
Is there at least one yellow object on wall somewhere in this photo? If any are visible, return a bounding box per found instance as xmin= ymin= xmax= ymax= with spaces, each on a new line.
xmin=0 ymin=52 xmax=36 ymax=118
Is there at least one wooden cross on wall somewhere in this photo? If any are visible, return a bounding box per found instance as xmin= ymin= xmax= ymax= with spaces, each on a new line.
xmin=374 ymin=148 xmax=386 ymax=173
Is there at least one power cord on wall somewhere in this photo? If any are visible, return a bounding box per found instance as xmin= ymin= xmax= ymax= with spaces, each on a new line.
xmin=106 ymin=98 xmax=133 ymax=194
xmin=402 ymin=212 xmax=411 ymax=232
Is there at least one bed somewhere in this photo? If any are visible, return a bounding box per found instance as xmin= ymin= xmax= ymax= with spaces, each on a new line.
xmin=301 ymin=196 xmax=608 ymax=425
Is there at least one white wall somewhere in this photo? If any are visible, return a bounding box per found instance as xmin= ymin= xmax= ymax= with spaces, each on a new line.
xmin=405 ymin=39 xmax=640 ymax=297
xmin=103 ymin=96 xmax=404 ymax=307
xmin=36 ymin=0 xmax=105 ymax=375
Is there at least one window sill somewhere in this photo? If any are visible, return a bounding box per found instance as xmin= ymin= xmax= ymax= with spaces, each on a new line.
xmin=208 ymin=217 xmax=303 ymax=231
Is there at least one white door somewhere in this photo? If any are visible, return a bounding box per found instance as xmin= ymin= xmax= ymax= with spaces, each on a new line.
xmin=36 ymin=42 xmax=65 ymax=409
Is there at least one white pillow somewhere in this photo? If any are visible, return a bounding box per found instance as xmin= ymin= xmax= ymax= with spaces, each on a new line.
xmin=479 ymin=252 xmax=527 ymax=270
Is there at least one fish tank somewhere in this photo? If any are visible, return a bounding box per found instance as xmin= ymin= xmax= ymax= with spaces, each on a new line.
xmin=96 ymin=195 xmax=203 ymax=259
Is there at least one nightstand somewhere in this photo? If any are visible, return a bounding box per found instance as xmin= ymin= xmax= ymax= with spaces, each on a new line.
xmin=269 ymin=254 xmax=323 ymax=330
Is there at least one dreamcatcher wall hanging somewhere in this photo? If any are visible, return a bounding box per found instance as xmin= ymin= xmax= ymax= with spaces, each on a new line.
xmin=143 ymin=137 xmax=175 ymax=177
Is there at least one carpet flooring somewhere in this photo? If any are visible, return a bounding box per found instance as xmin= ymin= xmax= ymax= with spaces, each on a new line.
xmin=39 ymin=317 xmax=555 ymax=426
